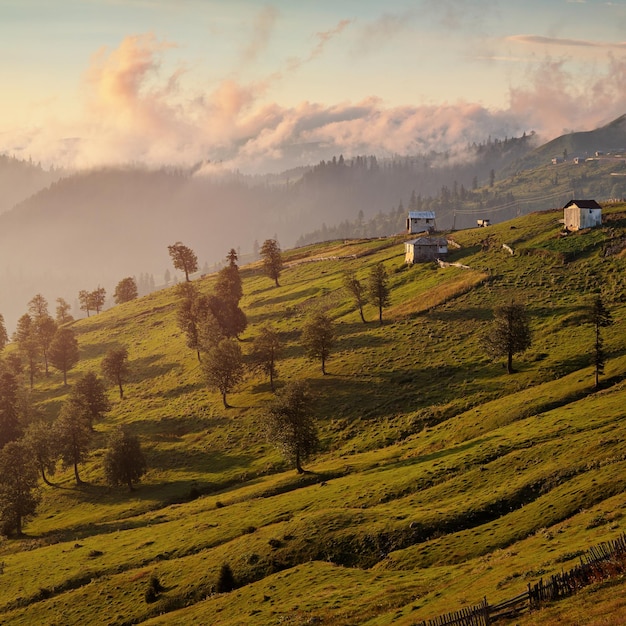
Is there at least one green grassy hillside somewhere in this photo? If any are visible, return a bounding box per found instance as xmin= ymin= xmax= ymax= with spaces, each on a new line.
xmin=3 ymin=205 xmax=626 ymax=625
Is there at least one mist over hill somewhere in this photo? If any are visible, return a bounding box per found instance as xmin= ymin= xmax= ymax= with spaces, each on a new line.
xmin=1 ymin=114 xmax=624 ymax=332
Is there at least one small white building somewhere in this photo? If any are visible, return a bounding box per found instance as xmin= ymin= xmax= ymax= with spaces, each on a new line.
xmin=563 ymin=200 xmax=602 ymax=231
xmin=406 ymin=211 xmax=436 ymax=234
xmin=405 ymin=237 xmax=448 ymax=264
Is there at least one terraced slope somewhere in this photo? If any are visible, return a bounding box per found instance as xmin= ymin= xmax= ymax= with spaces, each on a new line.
xmin=2 ymin=204 xmax=626 ymax=624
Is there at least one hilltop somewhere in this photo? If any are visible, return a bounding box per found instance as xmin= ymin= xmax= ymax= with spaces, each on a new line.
xmin=2 ymin=203 xmax=626 ymax=624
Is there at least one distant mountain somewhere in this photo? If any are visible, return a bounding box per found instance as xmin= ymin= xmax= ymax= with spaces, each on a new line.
xmin=0 ymin=154 xmax=65 ymax=215
xmin=505 ymin=114 xmax=626 ymax=173
xmin=0 ymin=131 xmax=538 ymax=331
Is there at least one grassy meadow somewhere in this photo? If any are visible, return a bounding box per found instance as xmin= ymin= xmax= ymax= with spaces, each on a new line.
xmin=3 ymin=203 xmax=626 ymax=624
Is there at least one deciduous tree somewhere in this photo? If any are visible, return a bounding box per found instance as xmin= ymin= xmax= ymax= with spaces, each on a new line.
xmin=35 ymin=315 xmax=58 ymax=376
xmin=114 ymin=277 xmax=139 ymax=304
xmin=78 ymin=290 xmax=93 ymax=317
xmin=0 ymin=371 xmax=21 ymax=448
xmin=215 ymin=249 xmax=243 ymax=304
xmin=14 ymin=314 xmax=40 ymax=389
xmin=0 ymin=313 xmax=7 ymax=352
xmin=168 ymin=241 xmax=198 ymax=282
xmin=0 ymin=440 xmax=40 ymax=536
xmin=54 ymin=400 xmax=92 ymax=485
xmin=250 ymin=325 xmax=281 ymax=391
xmin=483 ymin=301 xmax=532 ymax=374
xmin=367 ymin=262 xmax=390 ymax=325
xmin=48 ymin=327 xmax=80 ymax=386
xmin=589 ymin=295 xmax=613 ymax=389
xmin=260 ymin=239 xmax=284 ymax=287
xmin=71 ymin=371 xmax=111 ymax=428
xmin=24 ymin=420 xmax=57 ymax=486
xmin=90 ymin=287 xmax=107 ymax=314
xmin=301 ymin=311 xmax=335 ymax=375
xmin=343 ymin=269 xmax=367 ymax=323
xmin=28 ymin=294 xmax=49 ymax=319
xmin=55 ymin=298 xmax=74 ymax=325
xmin=103 ymin=426 xmax=147 ymax=491
xmin=101 ymin=347 xmax=130 ymax=399
xmin=263 ymin=381 xmax=319 ymax=474
xmin=201 ymin=338 xmax=244 ymax=408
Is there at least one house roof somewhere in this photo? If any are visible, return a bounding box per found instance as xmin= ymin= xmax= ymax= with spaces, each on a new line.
xmin=563 ymin=199 xmax=602 ymax=210
xmin=408 ymin=211 xmax=436 ymax=219
xmin=405 ymin=237 xmax=448 ymax=246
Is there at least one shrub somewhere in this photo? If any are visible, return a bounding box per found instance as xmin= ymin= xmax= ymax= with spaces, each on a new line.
xmin=145 ymin=574 xmax=164 ymax=603
xmin=216 ymin=563 xmax=236 ymax=593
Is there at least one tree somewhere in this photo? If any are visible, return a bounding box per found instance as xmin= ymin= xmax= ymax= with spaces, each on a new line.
xmin=24 ymin=420 xmax=58 ymax=486
xmin=48 ymin=327 xmax=80 ymax=386
xmin=250 ymin=325 xmax=282 ymax=391
xmin=206 ymin=294 xmax=247 ymax=339
xmin=260 ymin=239 xmax=284 ymax=287
xmin=263 ymin=381 xmax=319 ymax=474
xmin=103 ymin=426 xmax=147 ymax=491
xmin=101 ymin=347 xmax=130 ymax=399
xmin=55 ymin=298 xmax=74 ymax=325
xmin=78 ymin=289 xmax=93 ymax=317
xmin=28 ymin=293 xmax=49 ymax=319
xmin=343 ymin=269 xmax=367 ymax=323
xmin=0 ymin=371 xmax=21 ymax=448
xmin=483 ymin=301 xmax=532 ymax=374
xmin=90 ymin=287 xmax=107 ymax=314
xmin=216 ymin=563 xmax=236 ymax=593
xmin=14 ymin=314 xmax=40 ymax=389
xmin=301 ymin=311 xmax=335 ymax=375
xmin=214 ymin=254 xmax=243 ymax=305
xmin=589 ymin=296 xmax=613 ymax=389
xmin=176 ymin=284 xmax=219 ymax=360
xmin=79 ymin=288 xmax=106 ymax=316
xmin=71 ymin=371 xmax=111 ymax=428
xmin=0 ymin=313 xmax=8 ymax=352
xmin=54 ymin=399 xmax=92 ymax=484
xmin=34 ymin=315 xmax=58 ymax=376
xmin=168 ymin=241 xmax=198 ymax=282
xmin=0 ymin=440 xmax=40 ymax=536
xmin=367 ymin=262 xmax=390 ymax=325
xmin=114 ymin=277 xmax=138 ymax=304
xmin=201 ymin=338 xmax=244 ymax=408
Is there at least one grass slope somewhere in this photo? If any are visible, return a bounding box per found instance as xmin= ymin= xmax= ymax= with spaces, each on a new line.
xmin=3 ymin=204 xmax=626 ymax=624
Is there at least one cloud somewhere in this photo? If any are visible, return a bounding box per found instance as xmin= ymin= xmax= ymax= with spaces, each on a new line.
xmin=508 ymin=34 xmax=626 ymax=49
xmin=3 ymin=31 xmax=626 ymax=175
xmin=238 ymin=5 xmax=279 ymax=67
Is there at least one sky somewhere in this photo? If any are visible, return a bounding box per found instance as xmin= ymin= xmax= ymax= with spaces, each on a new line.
xmin=1 ymin=0 xmax=626 ymax=174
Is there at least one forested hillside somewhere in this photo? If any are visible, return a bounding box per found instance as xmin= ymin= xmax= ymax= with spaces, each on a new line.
xmin=1 ymin=203 xmax=626 ymax=624
xmin=1 ymin=116 xmax=625 ymax=334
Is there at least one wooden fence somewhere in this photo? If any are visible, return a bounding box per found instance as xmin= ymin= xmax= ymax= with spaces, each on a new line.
xmin=414 ymin=533 xmax=626 ymax=626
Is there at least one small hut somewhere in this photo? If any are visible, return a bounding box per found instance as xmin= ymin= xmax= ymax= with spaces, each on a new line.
xmin=563 ymin=200 xmax=602 ymax=231
xmin=405 ymin=237 xmax=448 ymax=264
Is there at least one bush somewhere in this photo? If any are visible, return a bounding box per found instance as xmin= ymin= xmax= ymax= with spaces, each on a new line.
xmin=216 ymin=563 xmax=236 ymax=593
xmin=144 ymin=574 xmax=164 ymax=603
